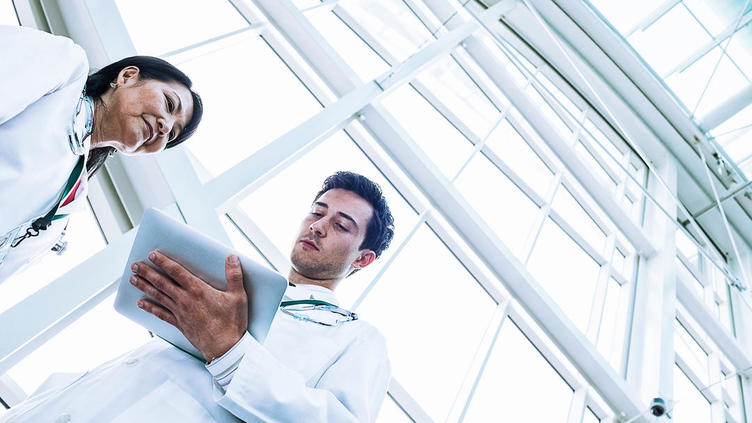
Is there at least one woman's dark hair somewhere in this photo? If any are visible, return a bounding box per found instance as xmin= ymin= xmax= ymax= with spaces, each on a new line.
xmin=313 ymin=171 xmax=395 ymax=270
xmin=85 ymin=56 xmax=203 ymax=177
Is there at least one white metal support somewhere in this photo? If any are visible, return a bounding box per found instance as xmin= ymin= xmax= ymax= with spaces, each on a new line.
xmin=0 ymin=229 xmax=137 ymax=375
xmin=625 ymin=157 xmax=677 ymax=409
xmin=417 ymin=0 xmax=656 ymax=256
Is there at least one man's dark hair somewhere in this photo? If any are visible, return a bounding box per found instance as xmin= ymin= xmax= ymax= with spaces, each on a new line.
xmin=85 ymin=56 xmax=204 ymax=177
xmin=314 ymin=171 xmax=395 ymax=260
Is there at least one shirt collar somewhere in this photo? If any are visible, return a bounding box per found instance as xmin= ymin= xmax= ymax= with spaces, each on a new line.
xmin=283 ymin=283 xmax=340 ymax=306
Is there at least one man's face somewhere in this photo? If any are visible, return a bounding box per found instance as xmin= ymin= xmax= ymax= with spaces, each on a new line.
xmin=290 ymin=189 xmax=375 ymax=280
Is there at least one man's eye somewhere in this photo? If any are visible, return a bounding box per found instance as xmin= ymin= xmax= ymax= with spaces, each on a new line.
xmin=169 ymin=130 xmax=175 ymax=141
xmin=311 ymin=212 xmax=323 ymax=217
xmin=336 ymin=223 xmax=347 ymax=231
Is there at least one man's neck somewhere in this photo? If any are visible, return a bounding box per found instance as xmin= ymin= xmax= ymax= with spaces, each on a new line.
xmin=287 ymin=269 xmax=341 ymax=291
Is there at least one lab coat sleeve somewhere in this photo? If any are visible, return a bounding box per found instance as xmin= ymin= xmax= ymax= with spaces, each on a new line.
xmin=216 ymin=326 xmax=391 ymax=423
xmin=0 ymin=25 xmax=88 ymax=125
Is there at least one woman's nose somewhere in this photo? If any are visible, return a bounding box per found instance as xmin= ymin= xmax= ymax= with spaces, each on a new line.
xmin=156 ymin=117 xmax=173 ymax=137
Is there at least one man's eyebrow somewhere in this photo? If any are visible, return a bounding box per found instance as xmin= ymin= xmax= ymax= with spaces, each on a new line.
xmin=337 ymin=212 xmax=358 ymax=229
xmin=313 ymin=202 xmax=359 ymax=229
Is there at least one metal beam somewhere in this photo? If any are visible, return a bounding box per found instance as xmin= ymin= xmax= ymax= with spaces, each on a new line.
xmin=664 ymin=9 xmax=752 ymax=78
xmin=0 ymin=229 xmax=136 ymax=375
xmin=676 ymin=271 xmax=752 ymax=372
xmin=431 ymin=5 xmax=657 ymax=256
xmin=697 ymin=85 xmax=752 ymax=132
xmin=249 ymin=0 xmax=648 ymax=418
xmin=693 ymin=179 xmax=752 ymax=218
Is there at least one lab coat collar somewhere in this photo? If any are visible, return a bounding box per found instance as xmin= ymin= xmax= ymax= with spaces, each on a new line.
xmin=283 ymin=283 xmax=340 ymax=306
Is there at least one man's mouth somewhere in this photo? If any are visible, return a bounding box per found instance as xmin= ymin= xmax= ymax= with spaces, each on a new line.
xmin=300 ymin=240 xmax=319 ymax=251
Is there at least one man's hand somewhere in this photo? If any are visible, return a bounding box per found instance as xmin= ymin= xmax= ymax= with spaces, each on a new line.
xmin=129 ymin=251 xmax=248 ymax=362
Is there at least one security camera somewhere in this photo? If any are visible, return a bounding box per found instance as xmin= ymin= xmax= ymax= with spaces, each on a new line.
xmin=650 ymin=397 xmax=666 ymax=417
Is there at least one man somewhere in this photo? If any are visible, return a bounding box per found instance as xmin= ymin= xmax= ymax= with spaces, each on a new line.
xmin=3 ymin=171 xmax=395 ymax=423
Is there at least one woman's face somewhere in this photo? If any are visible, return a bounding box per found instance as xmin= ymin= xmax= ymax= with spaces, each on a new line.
xmin=92 ymin=66 xmax=194 ymax=155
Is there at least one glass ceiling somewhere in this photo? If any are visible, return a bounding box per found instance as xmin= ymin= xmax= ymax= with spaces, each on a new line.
xmin=587 ymin=0 xmax=752 ymax=179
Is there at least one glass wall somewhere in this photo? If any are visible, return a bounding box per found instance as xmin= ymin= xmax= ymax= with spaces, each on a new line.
xmin=2 ymin=0 xmax=751 ymax=422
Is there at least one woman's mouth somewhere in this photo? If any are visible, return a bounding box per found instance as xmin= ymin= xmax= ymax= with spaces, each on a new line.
xmin=143 ymin=117 xmax=154 ymax=142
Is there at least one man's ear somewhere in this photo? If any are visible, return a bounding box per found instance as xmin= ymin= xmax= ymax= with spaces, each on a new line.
xmin=351 ymin=250 xmax=376 ymax=271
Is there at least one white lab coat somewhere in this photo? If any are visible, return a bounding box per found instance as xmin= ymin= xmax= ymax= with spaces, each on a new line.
xmin=2 ymin=284 xmax=391 ymax=422
xmin=0 ymin=25 xmax=90 ymax=282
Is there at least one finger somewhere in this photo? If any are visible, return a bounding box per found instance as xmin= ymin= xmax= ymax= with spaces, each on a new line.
xmin=130 ymin=274 xmax=176 ymax=310
xmin=138 ymin=298 xmax=178 ymax=327
xmin=148 ymin=251 xmax=199 ymax=290
xmin=131 ymin=261 xmax=180 ymax=300
xmin=225 ymin=254 xmax=244 ymax=293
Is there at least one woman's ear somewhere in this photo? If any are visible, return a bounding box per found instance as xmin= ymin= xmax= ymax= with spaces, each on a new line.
xmin=115 ymin=65 xmax=141 ymax=87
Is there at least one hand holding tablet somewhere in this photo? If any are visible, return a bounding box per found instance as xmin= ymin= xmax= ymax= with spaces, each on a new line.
xmin=114 ymin=208 xmax=287 ymax=361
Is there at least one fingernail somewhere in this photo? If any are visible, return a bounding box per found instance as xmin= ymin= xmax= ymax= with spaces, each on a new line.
xmin=148 ymin=252 xmax=156 ymax=261
xmin=131 ymin=263 xmax=138 ymax=272
xmin=130 ymin=275 xmax=137 ymax=284
xmin=137 ymin=300 xmax=144 ymax=308
xmin=228 ymin=255 xmax=239 ymax=264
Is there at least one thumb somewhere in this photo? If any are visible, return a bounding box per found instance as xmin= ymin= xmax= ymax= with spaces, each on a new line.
xmin=225 ymin=254 xmax=244 ymax=293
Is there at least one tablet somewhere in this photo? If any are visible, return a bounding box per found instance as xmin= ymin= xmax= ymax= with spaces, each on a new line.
xmin=114 ymin=208 xmax=287 ymax=360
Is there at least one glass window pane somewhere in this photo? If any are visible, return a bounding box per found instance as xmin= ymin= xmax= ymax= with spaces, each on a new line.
xmin=376 ymin=395 xmax=412 ymax=422
xmin=6 ymin=293 xmax=151 ymax=394
xmin=627 ymin=5 xmax=712 ymax=76
xmin=587 ymin=0 xmax=661 ymax=34
xmin=454 ymin=153 xmax=541 ymax=260
xmin=237 ymin=130 xmax=418 ymax=308
xmin=574 ymin=142 xmax=615 ymax=187
xmin=305 ymin=7 xmax=390 ymax=82
xmin=115 ymin=0 xmax=249 ymax=56
xmin=338 ymin=0 xmax=433 ymax=62
xmin=675 ymin=320 xmax=709 ymax=382
xmin=683 ymin=0 xmax=750 ymax=37
xmin=463 ymin=318 xmax=573 ymax=422
xmin=552 ymin=186 xmax=607 ymax=253
xmin=0 ymin=0 xmax=17 ymax=25
xmin=176 ymin=34 xmax=322 ymax=180
xmin=414 ymin=54 xmax=501 ymax=138
xmin=597 ymin=278 xmax=623 ymax=370
xmin=676 ymin=257 xmax=705 ymax=299
xmin=725 ymin=24 xmax=752 ymax=78
xmin=484 ymin=119 xmax=554 ymax=198
xmin=219 ymin=214 xmax=275 ymax=271
xmin=583 ymin=407 xmax=600 ymax=423
xmin=357 ymin=224 xmax=496 ymax=422
xmin=0 ymin=207 xmax=106 ymax=314
xmin=672 ymin=364 xmax=712 ymax=423
xmin=527 ymin=219 xmax=601 ymax=332
xmin=379 ymin=84 xmax=475 ymax=179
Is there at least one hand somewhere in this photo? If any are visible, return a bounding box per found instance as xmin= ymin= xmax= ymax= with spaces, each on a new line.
xmin=130 ymin=251 xmax=248 ymax=362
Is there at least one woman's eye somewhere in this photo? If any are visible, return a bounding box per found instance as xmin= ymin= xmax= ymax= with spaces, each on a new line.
xmin=165 ymin=95 xmax=174 ymax=112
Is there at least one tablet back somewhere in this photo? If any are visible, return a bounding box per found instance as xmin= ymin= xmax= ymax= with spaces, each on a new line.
xmin=114 ymin=208 xmax=287 ymax=359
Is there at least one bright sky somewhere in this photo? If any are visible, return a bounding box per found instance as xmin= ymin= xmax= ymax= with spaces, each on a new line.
xmin=2 ymin=0 xmax=745 ymax=421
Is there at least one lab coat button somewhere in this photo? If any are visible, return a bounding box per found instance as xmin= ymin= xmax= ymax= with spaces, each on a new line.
xmin=55 ymin=413 xmax=71 ymax=423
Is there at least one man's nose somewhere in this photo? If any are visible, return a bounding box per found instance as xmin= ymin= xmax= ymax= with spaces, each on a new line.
xmin=309 ymin=220 xmax=325 ymax=236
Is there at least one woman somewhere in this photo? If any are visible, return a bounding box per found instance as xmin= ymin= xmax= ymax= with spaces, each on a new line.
xmin=0 ymin=24 xmax=204 ymax=283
